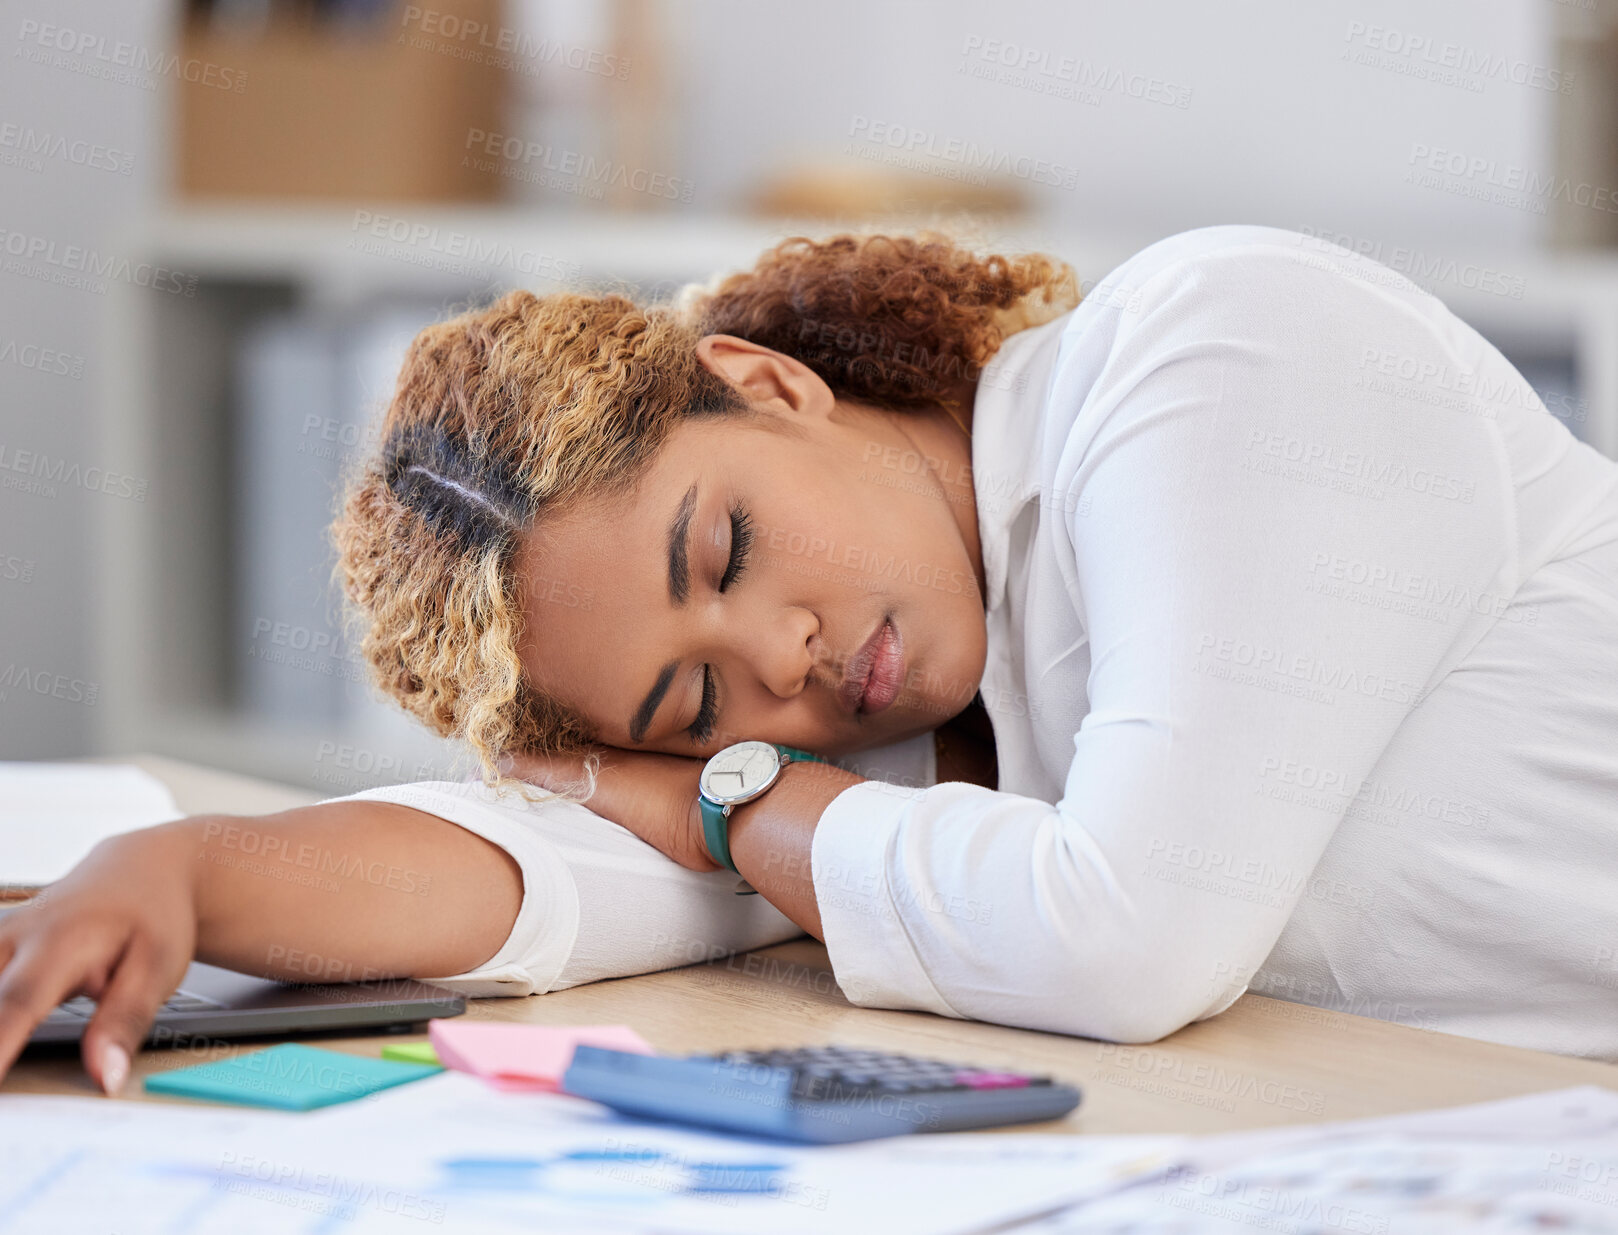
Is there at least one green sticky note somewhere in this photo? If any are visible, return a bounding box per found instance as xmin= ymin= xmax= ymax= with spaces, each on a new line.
xmin=380 ymin=1040 xmax=441 ymax=1067
xmin=144 ymin=1043 xmax=441 ymax=1111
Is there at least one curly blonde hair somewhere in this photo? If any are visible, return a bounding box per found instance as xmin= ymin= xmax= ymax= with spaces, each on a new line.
xmin=331 ymin=231 xmax=1078 ymax=797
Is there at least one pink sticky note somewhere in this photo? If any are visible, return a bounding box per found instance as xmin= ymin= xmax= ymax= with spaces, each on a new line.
xmin=428 ymin=1021 xmax=654 ymax=1093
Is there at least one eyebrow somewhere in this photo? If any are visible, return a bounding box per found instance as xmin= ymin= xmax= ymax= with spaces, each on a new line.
xmin=628 ymin=484 xmax=700 ymax=744
xmin=629 ymin=659 xmax=679 ymax=745
xmin=667 ymin=483 xmax=698 ymax=605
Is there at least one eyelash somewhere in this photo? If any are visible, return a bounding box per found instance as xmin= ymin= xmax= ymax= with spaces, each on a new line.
xmin=688 ymin=670 xmax=719 ymax=745
xmin=687 ymin=502 xmax=754 ymax=744
xmin=719 ymin=503 xmax=753 ymax=592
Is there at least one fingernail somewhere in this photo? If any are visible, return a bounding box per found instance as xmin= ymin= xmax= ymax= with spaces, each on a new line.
xmin=101 ymin=1042 xmax=129 ymax=1096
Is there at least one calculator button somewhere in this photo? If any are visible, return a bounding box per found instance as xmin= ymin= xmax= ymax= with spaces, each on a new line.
xmin=794 ymin=1076 xmax=841 ymax=1101
xmin=953 ymin=1071 xmax=1030 ymax=1089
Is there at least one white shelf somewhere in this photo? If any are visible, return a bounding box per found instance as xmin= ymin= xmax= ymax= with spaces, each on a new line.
xmin=130 ymin=204 xmax=1618 ymax=457
xmin=136 ymin=205 xmax=807 ymax=295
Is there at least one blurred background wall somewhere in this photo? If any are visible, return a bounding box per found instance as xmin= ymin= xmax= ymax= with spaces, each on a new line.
xmin=673 ymin=1 xmax=1550 ymax=249
xmin=2 ymin=0 xmax=170 ymax=760
xmin=3 ymin=0 xmax=1615 ymax=788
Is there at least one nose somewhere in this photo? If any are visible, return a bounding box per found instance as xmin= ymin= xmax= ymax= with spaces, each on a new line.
xmin=750 ymin=605 xmax=821 ymax=700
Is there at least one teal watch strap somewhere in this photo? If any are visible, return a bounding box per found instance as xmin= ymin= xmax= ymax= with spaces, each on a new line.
xmin=699 ymin=797 xmax=738 ymax=874
xmin=773 ymin=743 xmax=827 ymax=766
xmin=699 ymin=743 xmax=828 ymax=873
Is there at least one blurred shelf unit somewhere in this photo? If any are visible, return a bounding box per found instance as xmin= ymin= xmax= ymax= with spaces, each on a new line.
xmin=95 ymin=206 xmax=1618 ymax=789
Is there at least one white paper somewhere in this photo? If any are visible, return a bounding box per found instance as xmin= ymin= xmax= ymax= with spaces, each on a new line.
xmin=1026 ymin=1135 xmax=1618 ymax=1233
xmin=0 ymin=762 xmax=183 ymax=886
xmin=260 ymin=1073 xmax=1182 ymax=1235
xmin=0 ymin=1074 xmax=1181 ymax=1235
xmin=1013 ymin=1086 xmax=1618 ymax=1233
xmin=1146 ymin=1083 xmax=1618 ymax=1177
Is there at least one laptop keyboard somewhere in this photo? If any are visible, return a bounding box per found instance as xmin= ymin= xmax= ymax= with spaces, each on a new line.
xmin=49 ymin=990 xmax=224 ymax=1021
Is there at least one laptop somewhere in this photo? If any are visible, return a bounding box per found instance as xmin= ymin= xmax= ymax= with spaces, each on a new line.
xmin=4 ymin=911 xmax=467 ymax=1049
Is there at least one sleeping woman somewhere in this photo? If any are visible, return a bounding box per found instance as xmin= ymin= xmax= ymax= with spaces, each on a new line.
xmin=3 ymin=224 xmax=1617 ymax=1096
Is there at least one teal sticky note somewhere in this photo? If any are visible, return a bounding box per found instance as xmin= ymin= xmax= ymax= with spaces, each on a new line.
xmin=144 ymin=1043 xmax=441 ymax=1111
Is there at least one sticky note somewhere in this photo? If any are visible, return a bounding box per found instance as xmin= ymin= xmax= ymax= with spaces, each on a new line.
xmin=381 ymin=1040 xmax=441 ymax=1067
xmin=144 ymin=1043 xmax=441 ymax=1111
xmin=428 ymin=1020 xmax=654 ymax=1093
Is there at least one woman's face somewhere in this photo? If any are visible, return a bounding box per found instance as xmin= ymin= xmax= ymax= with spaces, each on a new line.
xmin=514 ymin=335 xmax=989 ymax=760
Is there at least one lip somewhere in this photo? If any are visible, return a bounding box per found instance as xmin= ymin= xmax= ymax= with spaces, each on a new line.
xmin=838 ymin=616 xmax=904 ymax=715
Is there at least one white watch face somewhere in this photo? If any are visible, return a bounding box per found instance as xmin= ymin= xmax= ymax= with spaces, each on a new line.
xmin=700 ymin=740 xmax=783 ymax=806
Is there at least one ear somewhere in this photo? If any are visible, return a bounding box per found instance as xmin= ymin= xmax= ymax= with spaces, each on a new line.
xmin=695 ymin=335 xmax=835 ymax=421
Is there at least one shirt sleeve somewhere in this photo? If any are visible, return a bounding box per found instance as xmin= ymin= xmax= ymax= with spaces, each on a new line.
xmin=810 ymin=237 xmax=1515 ymax=1042
xmin=324 ymin=780 xmax=803 ymax=998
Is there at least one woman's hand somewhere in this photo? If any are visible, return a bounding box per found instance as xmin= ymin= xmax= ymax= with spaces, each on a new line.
xmin=0 ymin=823 xmax=200 ymax=1095
xmin=501 ymin=745 xmax=719 ymax=872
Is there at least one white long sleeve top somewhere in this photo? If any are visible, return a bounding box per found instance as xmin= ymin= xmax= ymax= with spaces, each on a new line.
xmin=325 ymin=225 xmax=1618 ymax=1059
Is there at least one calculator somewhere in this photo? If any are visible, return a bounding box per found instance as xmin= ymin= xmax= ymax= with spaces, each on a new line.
xmin=561 ymin=1044 xmax=1082 ymax=1144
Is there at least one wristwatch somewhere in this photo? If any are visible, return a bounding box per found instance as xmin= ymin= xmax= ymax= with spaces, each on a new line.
xmin=698 ymin=741 xmax=826 ymax=873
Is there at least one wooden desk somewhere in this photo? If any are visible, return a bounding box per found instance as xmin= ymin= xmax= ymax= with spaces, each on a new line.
xmin=7 ymin=754 xmax=1617 ymax=1134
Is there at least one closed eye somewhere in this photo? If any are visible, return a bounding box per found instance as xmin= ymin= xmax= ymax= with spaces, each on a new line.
xmin=719 ymin=502 xmax=753 ymax=592
xmin=686 ymin=666 xmax=718 ymax=745
xmin=687 ymin=502 xmax=753 ymax=743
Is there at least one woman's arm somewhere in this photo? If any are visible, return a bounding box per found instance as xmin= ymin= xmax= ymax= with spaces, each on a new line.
xmin=721 ymin=241 xmax=1512 ymax=1043
xmin=497 ymin=744 xmax=865 ymax=943
xmin=0 ymin=801 xmax=521 ymax=1092
xmin=188 ymin=801 xmax=521 ymax=982
xmin=722 ymin=758 xmax=863 ymax=940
